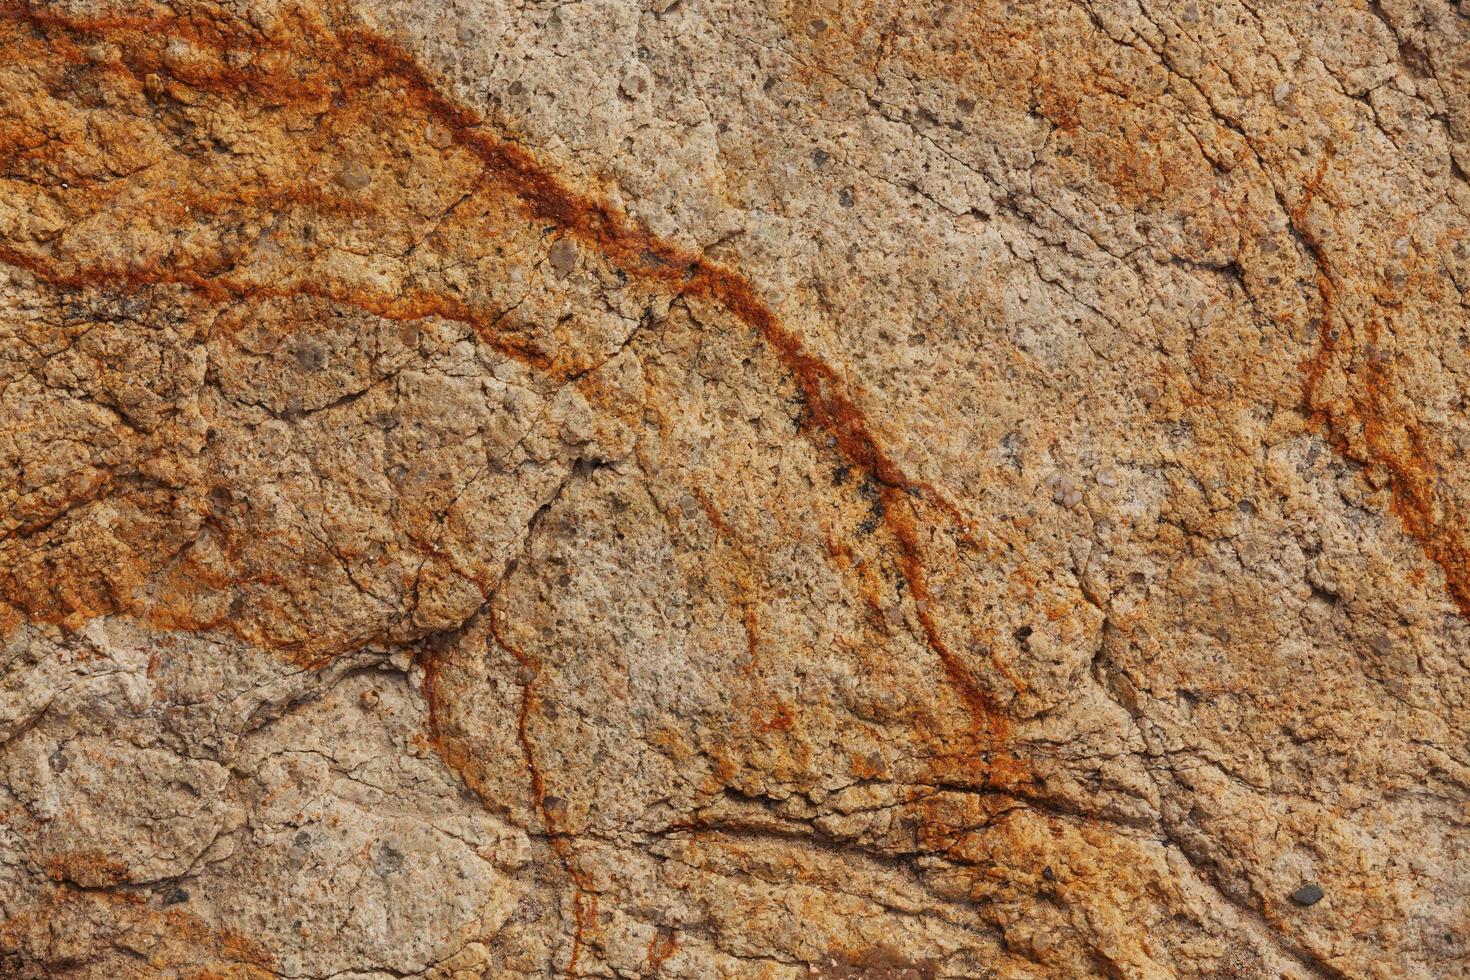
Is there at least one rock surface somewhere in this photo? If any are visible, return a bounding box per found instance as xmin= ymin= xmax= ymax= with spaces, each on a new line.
xmin=2 ymin=0 xmax=1470 ymax=976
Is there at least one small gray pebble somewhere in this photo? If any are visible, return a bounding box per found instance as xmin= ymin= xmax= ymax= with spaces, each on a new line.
xmin=1290 ymin=882 xmax=1324 ymax=906
xmin=374 ymin=844 xmax=404 ymax=877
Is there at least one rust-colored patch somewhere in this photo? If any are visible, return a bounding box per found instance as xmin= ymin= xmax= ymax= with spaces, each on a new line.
xmin=482 ymin=605 xmax=598 ymax=975
xmin=750 ymin=701 xmax=797 ymax=733
xmin=0 ymin=1 xmax=1010 ymax=737
xmin=0 ymin=883 xmax=276 ymax=977
xmin=45 ymin=850 xmax=130 ymax=888
xmin=1292 ymin=150 xmax=1470 ymax=617
xmin=644 ymin=925 xmax=678 ymax=976
xmin=0 ymin=604 xmax=22 ymax=646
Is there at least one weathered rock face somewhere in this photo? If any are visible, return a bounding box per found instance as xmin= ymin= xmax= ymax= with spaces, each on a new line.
xmin=3 ymin=0 xmax=1469 ymax=976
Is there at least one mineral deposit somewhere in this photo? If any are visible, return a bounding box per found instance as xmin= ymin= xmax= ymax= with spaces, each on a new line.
xmin=3 ymin=0 xmax=1470 ymax=977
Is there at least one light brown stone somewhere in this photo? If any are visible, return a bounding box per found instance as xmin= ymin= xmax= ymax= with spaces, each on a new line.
xmin=3 ymin=1 xmax=1469 ymax=977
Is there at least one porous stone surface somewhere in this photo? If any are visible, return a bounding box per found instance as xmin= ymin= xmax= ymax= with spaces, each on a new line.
xmin=3 ymin=0 xmax=1470 ymax=976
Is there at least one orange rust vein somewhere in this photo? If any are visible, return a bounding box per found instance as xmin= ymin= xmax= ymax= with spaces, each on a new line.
xmin=883 ymin=485 xmax=1003 ymax=737
xmin=1292 ymin=152 xmax=1338 ymax=418
xmin=334 ymin=22 xmax=994 ymax=545
xmin=0 ymin=4 xmax=1004 ymax=731
xmin=407 ymin=616 xmax=597 ymax=977
xmin=0 ymin=2 xmax=963 ymax=500
xmin=0 ymin=244 xmax=553 ymax=371
xmin=341 ymin=22 xmax=1008 ymax=727
xmin=644 ymin=925 xmax=678 ymax=976
xmin=1292 ymin=151 xmax=1470 ymax=618
xmin=484 ymin=606 xmax=595 ymax=977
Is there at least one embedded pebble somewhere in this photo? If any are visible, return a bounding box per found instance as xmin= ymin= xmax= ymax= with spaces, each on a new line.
xmin=1045 ymin=468 xmax=1083 ymax=506
xmin=337 ymin=159 xmax=372 ymax=191
xmin=1290 ymin=883 xmax=1325 ymax=906
xmin=549 ymin=237 xmax=578 ymax=278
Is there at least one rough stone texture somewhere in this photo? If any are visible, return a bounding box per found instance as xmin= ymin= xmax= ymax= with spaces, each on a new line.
xmin=2 ymin=0 xmax=1470 ymax=976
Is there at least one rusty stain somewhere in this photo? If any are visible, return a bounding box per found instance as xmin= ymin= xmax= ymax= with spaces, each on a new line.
xmin=44 ymin=850 xmax=131 ymax=887
xmin=644 ymin=925 xmax=678 ymax=976
xmin=484 ymin=604 xmax=598 ymax=976
xmin=0 ymin=879 xmax=277 ymax=975
xmin=4 ymin=5 xmax=1392 ymax=972
xmin=1292 ymin=149 xmax=1470 ymax=617
xmin=0 ymin=3 xmax=1008 ymax=740
xmin=750 ymin=701 xmax=797 ymax=733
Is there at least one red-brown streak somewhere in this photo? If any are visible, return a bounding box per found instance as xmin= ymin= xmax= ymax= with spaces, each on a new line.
xmin=412 ymin=630 xmax=598 ymax=970
xmin=883 ymin=485 xmax=1004 ymax=737
xmin=0 ymin=246 xmax=552 ymax=372
xmin=644 ymin=925 xmax=678 ymax=976
xmin=3 ymin=11 xmax=1015 ymax=958
xmin=485 ymin=605 xmax=595 ymax=976
xmin=1292 ymin=151 xmax=1470 ymax=618
xmin=0 ymin=4 xmax=1005 ymax=725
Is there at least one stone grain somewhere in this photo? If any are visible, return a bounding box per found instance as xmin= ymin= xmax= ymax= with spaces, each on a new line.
xmin=2 ymin=0 xmax=1469 ymax=977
